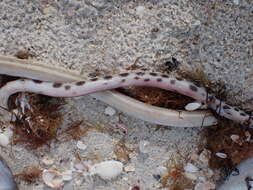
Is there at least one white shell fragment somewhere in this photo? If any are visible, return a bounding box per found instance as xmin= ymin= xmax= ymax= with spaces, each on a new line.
xmin=230 ymin=134 xmax=240 ymax=142
xmin=42 ymin=169 xmax=64 ymax=189
xmin=89 ymin=160 xmax=123 ymax=180
xmin=0 ymin=128 xmax=13 ymax=147
xmin=184 ymin=163 xmax=199 ymax=173
xmin=185 ymin=102 xmax=202 ymax=111
xmin=0 ymin=133 xmax=10 ymax=147
xmin=215 ymin=152 xmax=227 ymax=159
xmin=41 ymin=156 xmax=54 ymax=166
xmin=62 ymin=170 xmax=72 ymax=181
xmin=104 ymin=106 xmax=116 ymax=116
xmin=76 ymin=141 xmax=87 ymax=150
xmin=139 ymin=140 xmax=150 ymax=154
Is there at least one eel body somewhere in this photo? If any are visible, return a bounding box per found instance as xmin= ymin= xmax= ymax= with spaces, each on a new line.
xmin=0 ymin=71 xmax=250 ymax=127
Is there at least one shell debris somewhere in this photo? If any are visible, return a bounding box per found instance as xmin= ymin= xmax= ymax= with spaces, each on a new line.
xmin=89 ymin=160 xmax=123 ymax=180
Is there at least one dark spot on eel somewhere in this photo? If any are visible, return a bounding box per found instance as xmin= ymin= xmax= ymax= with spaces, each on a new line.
xmin=134 ymin=76 xmax=140 ymax=80
xmin=149 ymin=72 xmax=158 ymax=76
xmin=76 ymin=81 xmax=85 ymax=86
xmin=136 ymin=72 xmax=145 ymax=76
xmin=189 ymin=84 xmax=198 ymax=92
xmin=104 ymin=75 xmax=113 ymax=80
xmin=240 ymin=112 xmax=247 ymax=116
xmin=176 ymin=77 xmax=183 ymax=81
xmin=144 ymin=78 xmax=150 ymax=82
xmin=121 ymin=79 xmax=126 ymax=82
xmin=90 ymin=77 xmax=98 ymax=81
xmin=170 ymin=80 xmax=176 ymax=85
xmin=223 ymin=105 xmax=231 ymax=109
xmin=33 ymin=80 xmax=43 ymax=84
xmin=157 ymin=78 xmax=162 ymax=82
xmin=119 ymin=73 xmax=129 ymax=77
xmin=53 ymin=83 xmax=62 ymax=88
xmin=65 ymin=85 xmax=71 ymax=90
xmin=234 ymin=108 xmax=240 ymax=111
xmin=161 ymin=74 xmax=169 ymax=78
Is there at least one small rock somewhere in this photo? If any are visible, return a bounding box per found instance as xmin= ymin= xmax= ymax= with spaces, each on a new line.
xmin=184 ymin=163 xmax=199 ymax=173
xmin=89 ymin=160 xmax=123 ymax=180
xmin=77 ymin=141 xmax=87 ymax=150
xmin=215 ymin=152 xmax=227 ymax=159
xmin=104 ymin=106 xmax=116 ymax=116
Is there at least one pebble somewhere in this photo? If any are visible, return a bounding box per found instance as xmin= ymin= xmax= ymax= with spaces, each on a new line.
xmin=76 ymin=141 xmax=87 ymax=150
xmin=89 ymin=160 xmax=123 ymax=180
xmin=104 ymin=106 xmax=116 ymax=116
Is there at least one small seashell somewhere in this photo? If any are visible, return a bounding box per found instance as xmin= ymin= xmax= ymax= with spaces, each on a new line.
xmin=230 ymin=134 xmax=240 ymax=142
xmin=62 ymin=170 xmax=72 ymax=181
xmin=184 ymin=172 xmax=198 ymax=180
xmin=184 ymin=163 xmax=199 ymax=173
xmin=139 ymin=140 xmax=150 ymax=154
xmin=74 ymin=163 xmax=86 ymax=172
xmin=124 ymin=165 xmax=135 ymax=172
xmin=185 ymin=102 xmax=202 ymax=111
xmin=41 ymin=156 xmax=54 ymax=166
xmin=42 ymin=169 xmax=64 ymax=189
xmin=199 ymin=149 xmax=211 ymax=165
xmin=104 ymin=106 xmax=116 ymax=116
xmin=89 ymin=160 xmax=123 ymax=180
xmin=245 ymin=131 xmax=251 ymax=141
xmin=136 ymin=6 xmax=145 ymax=16
xmin=0 ymin=133 xmax=10 ymax=147
xmin=76 ymin=141 xmax=87 ymax=150
xmin=215 ymin=152 xmax=227 ymax=159
xmin=195 ymin=182 xmax=216 ymax=190
xmin=233 ymin=0 xmax=239 ymax=5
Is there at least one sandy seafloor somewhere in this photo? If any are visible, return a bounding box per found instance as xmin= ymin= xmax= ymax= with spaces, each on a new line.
xmin=0 ymin=0 xmax=253 ymax=189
